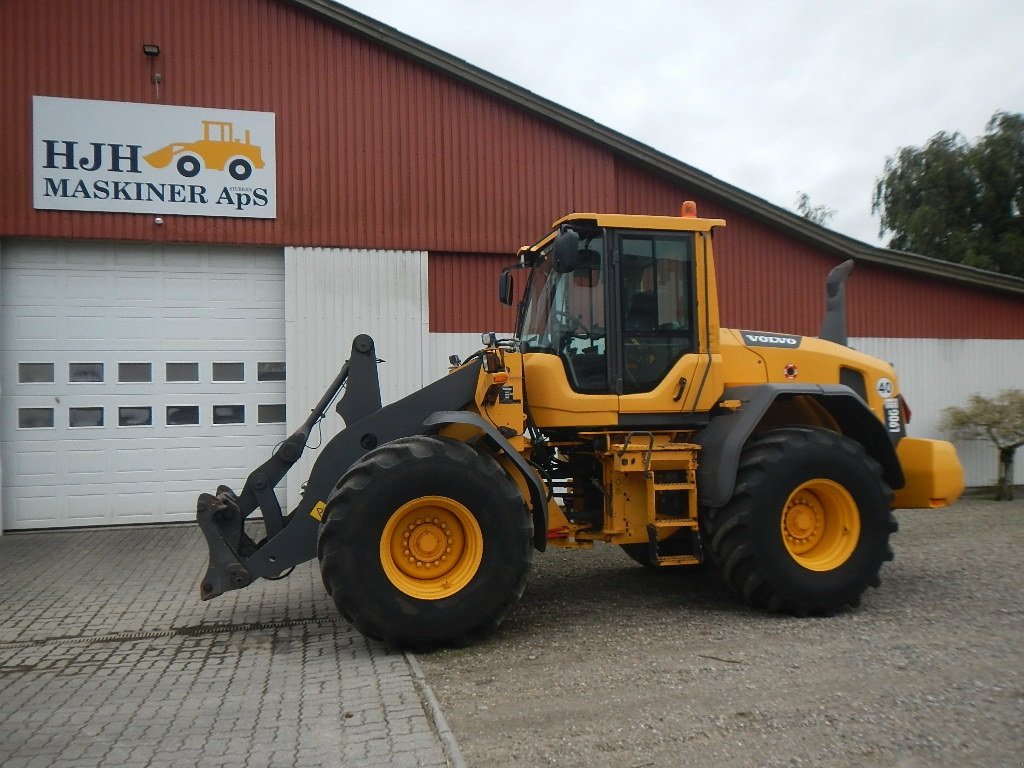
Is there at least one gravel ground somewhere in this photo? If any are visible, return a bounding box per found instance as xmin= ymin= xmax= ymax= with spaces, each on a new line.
xmin=418 ymin=497 xmax=1023 ymax=767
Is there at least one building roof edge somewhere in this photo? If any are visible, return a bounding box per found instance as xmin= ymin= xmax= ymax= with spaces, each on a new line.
xmin=287 ymin=0 xmax=1024 ymax=298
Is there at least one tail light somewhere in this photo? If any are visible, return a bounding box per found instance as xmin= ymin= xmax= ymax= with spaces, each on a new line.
xmin=898 ymin=394 xmax=912 ymax=425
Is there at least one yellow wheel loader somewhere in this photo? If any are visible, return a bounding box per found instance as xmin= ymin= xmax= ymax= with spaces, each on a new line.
xmin=196 ymin=203 xmax=964 ymax=649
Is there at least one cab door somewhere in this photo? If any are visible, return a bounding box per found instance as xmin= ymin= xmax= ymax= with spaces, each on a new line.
xmin=614 ymin=231 xmax=719 ymax=417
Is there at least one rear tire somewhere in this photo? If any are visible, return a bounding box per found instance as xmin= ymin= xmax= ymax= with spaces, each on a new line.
xmin=706 ymin=427 xmax=896 ymax=615
xmin=317 ymin=436 xmax=533 ymax=649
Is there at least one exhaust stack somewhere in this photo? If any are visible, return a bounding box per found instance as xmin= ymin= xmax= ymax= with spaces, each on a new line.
xmin=819 ymin=259 xmax=854 ymax=346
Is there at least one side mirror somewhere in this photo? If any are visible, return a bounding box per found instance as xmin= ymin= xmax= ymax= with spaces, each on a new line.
xmin=552 ymin=226 xmax=580 ymax=274
xmin=498 ymin=269 xmax=514 ymax=306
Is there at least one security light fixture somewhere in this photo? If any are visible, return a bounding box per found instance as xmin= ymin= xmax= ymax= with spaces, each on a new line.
xmin=143 ymin=44 xmax=160 ymax=57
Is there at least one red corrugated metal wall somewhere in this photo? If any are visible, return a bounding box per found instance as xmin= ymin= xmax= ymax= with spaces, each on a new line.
xmin=0 ymin=0 xmax=616 ymax=251
xmin=2 ymin=0 xmax=1022 ymax=339
xmin=428 ymin=253 xmax=518 ymax=334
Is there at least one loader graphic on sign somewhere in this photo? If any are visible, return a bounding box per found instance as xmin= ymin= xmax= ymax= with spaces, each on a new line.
xmin=144 ymin=120 xmax=264 ymax=180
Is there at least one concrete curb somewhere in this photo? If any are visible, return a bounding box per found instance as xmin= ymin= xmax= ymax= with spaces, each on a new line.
xmin=405 ymin=652 xmax=468 ymax=768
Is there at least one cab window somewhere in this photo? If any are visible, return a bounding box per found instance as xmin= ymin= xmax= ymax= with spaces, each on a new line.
xmin=619 ymin=234 xmax=695 ymax=393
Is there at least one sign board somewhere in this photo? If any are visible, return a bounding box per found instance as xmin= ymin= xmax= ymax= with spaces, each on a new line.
xmin=33 ymin=96 xmax=276 ymax=219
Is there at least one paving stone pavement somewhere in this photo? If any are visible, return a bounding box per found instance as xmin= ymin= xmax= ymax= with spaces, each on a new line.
xmin=0 ymin=524 xmax=465 ymax=768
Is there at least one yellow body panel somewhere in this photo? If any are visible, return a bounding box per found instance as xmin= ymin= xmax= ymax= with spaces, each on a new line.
xmin=720 ymin=329 xmax=902 ymax=422
xmin=892 ymin=437 xmax=965 ymax=508
xmin=520 ymin=354 xmax=619 ymax=427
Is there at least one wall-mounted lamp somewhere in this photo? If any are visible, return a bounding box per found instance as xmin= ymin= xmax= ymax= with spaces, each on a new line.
xmin=143 ymin=43 xmax=162 ymax=101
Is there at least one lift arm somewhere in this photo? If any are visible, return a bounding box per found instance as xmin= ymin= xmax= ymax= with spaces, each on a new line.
xmin=196 ymin=334 xmax=481 ymax=600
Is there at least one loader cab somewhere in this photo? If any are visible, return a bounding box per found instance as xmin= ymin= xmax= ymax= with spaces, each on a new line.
xmin=512 ymin=208 xmax=724 ymax=418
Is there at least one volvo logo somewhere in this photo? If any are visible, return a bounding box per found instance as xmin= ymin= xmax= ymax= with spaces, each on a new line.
xmin=741 ymin=331 xmax=802 ymax=349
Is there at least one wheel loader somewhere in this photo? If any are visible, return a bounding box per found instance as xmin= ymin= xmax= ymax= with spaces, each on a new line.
xmin=196 ymin=202 xmax=964 ymax=648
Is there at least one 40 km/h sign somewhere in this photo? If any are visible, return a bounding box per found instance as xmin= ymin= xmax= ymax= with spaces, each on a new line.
xmin=32 ymin=96 xmax=277 ymax=219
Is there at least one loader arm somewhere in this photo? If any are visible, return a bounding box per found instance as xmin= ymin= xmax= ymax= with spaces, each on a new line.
xmin=196 ymin=334 xmax=482 ymax=600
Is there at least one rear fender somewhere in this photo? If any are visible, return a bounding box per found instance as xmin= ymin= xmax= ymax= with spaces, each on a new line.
xmin=695 ymin=384 xmax=904 ymax=509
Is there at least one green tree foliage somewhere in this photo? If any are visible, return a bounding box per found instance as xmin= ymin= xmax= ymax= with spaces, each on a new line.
xmin=795 ymin=191 xmax=835 ymax=226
xmin=942 ymin=389 xmax=1024 ymax=500
xmin=872 ymin=111 xmax=1024 ymax=277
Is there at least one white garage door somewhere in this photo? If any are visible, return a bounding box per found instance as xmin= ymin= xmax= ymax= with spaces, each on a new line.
xmin=1 ymin=240 xmax=286 ymax=530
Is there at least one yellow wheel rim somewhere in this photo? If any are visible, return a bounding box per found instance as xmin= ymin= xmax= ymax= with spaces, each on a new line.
xmin=380 ymin=496 xmax=483 ymax=600
xmin=780 ymin=479 xmax=860 ymax=571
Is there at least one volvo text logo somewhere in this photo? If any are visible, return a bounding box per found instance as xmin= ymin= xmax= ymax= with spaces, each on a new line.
xmin=741 ymin=331 xmax=802 ymax=349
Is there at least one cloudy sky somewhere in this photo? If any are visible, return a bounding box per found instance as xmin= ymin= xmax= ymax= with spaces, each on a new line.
xmin=341 ymin=0 xmax=1023 ymax=246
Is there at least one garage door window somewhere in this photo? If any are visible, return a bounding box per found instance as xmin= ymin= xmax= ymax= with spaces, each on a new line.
xmin=18 ymin=408 xmax=54 ymax=428
xmin=213 ymin=362 xmax=244 ymax=381
xmin=258 ymin=404 xmax=286 ymax=423
xmin=167 ymin=405 xmax=200 ymax=426
xmin=70 ymin=363 xmax=104 ymax=382
xmin=70 ymin=407 xmax=104 ymax=427
xmin=119 ymin=363 xmax=152 ymax=383
xmin=258 ymin=362 xmax=286 ymax=381
xmin=213 ymin=404 xmax=244 ymax=424
xmin=166 ymin=362 xmax=199 ymax=382
xmin=119 ymin=406 xmax=152 ymax=426
xmin=19 ymin=363 xmax=54 ymax=383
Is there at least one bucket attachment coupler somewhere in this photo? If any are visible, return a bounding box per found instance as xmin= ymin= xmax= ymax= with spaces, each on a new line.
xmin=197 ymin=486 xmax=254 ymax=598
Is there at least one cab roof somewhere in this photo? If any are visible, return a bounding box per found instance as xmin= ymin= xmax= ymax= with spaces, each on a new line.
xmin=552 ymin=211 xmax=727 ymax=233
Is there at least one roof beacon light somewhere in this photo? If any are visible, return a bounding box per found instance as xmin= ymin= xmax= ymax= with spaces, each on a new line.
xmin=680 ymin=200 xmax=698 ymax=218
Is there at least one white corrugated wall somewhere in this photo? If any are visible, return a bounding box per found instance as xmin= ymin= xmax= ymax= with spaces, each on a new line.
xmin=284 ymin=247 xmax=429 ymax=498
xmin=852 ymin=337 xmax=1024 ymax=488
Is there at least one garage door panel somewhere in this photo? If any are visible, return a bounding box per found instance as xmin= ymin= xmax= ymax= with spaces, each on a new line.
xmin=66 ymin=493 xmax=109 ymax=522
xmin=9 ymin=447 xmax=58 ymax=480
xmin=14 ymin=273 xmax=62 ymax=298
xmin=2 ymin=241 xmax=286 ymax=530
xmin=11 ymin=495 xmax=61 ymax=526
xmin=66 ymin=314 xmax=109 ymax=342
xmin=15 ymin=314 xmax=58 ymax=342
xmin=161 ymin=276 xmax=205 ymax=300
xmin=66 ymin=448 xmax=106 ymax=476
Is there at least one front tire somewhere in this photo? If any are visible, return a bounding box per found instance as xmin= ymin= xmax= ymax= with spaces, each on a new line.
xmin=317 ymin=436 xmax=533 ymax=648
xmin=706 ymin=427 xmax=896 ymax=615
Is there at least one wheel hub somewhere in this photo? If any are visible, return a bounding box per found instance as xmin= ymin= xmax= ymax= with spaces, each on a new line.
xmin=381 ymin=496 xmax=483 ymax=600
xmin=780 ymin=479 xmax=861 ymax=572
xmin=783 ymin=493 xmax=824 ymax=548
xmin=400 ymin=517 xmax=456 ymax=576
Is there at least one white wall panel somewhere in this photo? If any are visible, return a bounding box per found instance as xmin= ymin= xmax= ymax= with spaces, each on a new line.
xmin=285 ymin=247 xmax=429 ymax=499
xmin=425 ymin=333 xmax=489 ymax=383
xmin=852 ymin=337 xmax=1024 ymax=488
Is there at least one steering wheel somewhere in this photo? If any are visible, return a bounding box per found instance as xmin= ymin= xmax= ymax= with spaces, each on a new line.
xmin=553 ymin=310 xmax=592 ymax=339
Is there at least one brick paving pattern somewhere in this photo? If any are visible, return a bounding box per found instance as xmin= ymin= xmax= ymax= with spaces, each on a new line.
xmin=0 ymin=525 xmax=461 ymax=768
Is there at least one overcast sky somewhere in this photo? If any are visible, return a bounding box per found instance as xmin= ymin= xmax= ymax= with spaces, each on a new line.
xmin=341 ymin=0 xmax=1023 ymax=246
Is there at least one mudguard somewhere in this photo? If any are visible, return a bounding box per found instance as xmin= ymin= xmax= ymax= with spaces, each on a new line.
xmin=424 ymin=410 xmax=549 ymax=551
xmin=694 ymin=383 xmax=904 ymax=509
